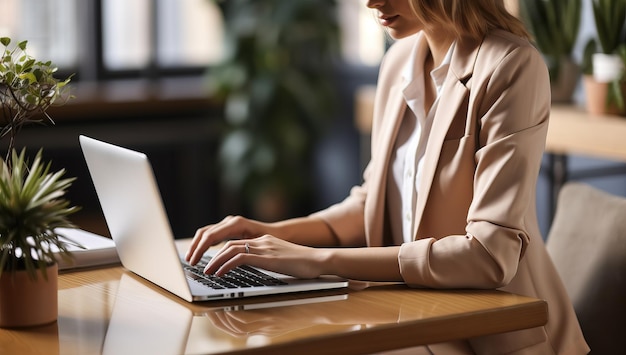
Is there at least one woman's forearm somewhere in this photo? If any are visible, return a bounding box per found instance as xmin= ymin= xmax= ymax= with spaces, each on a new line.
xmin=270 ymin=217 xmax=341 ymax=247
xmin=319 ymin=246 xmax=403 ymax=282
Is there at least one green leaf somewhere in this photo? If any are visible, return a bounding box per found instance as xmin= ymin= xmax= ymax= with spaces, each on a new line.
xmin=17 ymin=40 xmax=27 ymax=51
xmin=19 ymin=72 xmax=37 ymax=84
xmin=57 ymin=77 xmax=72 ymax=88
xmin=582 ymin=39 xmax=598 ymax=75
xmin=22 ymin=58 xmax=35 ymax=71
xmin=608 ymin=80 xmax=625 ymax=110
xmin=0 ymin=37 xmax=9 ymax=47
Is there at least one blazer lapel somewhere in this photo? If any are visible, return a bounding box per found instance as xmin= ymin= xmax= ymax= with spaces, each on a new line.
xmin=365 ymin=83 xmax=406 ymax=247
xmin=412 ymin=38 xmax=482 ymax=238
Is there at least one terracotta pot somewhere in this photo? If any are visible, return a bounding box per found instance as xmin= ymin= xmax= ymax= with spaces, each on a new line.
xmin=0 ymin=263 xmax=58 ymax=328
xmin=583 ymin=76 xmax=626 ymax=116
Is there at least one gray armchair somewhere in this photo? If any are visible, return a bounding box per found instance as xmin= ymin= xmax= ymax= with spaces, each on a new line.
xmin=546 ymin=182 xmax=626 ymax=354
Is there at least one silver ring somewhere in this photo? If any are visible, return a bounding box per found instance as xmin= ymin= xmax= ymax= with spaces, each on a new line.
xmin=244 ymin=242 xmax=250 ymax=254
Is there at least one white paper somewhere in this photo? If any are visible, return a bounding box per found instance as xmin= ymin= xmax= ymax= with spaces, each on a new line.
xmin=53 ymin=228 xmax=120 ymax=270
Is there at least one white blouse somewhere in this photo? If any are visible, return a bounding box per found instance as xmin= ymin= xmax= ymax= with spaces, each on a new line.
xmin=387 ymin=34 xmax=455 ymax=245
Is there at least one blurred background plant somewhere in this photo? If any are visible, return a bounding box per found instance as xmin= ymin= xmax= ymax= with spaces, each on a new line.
xmin=206 ymin=0 xmax=340 ymax=220
xmin=520 ymin=0 xmax=582 ymax=102
xmin=580 ymin=0 xmax=626 ymax=114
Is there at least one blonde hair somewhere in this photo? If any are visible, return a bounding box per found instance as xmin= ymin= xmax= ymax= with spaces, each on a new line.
xmin=409 ymin=0 xmax=529 ymax=40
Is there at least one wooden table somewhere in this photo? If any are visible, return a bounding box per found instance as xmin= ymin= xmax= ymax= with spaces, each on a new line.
xmin=0 ymin=241 xmax=547 ymax=355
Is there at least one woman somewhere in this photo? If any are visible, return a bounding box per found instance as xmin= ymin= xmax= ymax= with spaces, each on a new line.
xmin=187 ymin=1 xmax=589 ymax=353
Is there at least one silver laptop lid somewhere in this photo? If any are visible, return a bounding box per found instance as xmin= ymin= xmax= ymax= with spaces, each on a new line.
xmin=79 ymin=135 xmax=194 ymax=301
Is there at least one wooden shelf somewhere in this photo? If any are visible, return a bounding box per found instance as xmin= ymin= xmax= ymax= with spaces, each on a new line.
xmin=547 ymin=105 xmax=626 ymax=162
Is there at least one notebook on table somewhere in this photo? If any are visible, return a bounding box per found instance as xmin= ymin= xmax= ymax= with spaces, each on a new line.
xmin=79 ymin=135 xmax=348 ymax=302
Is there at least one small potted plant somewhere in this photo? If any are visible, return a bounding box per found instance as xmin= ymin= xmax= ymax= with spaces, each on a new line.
xmin=520 ymin=0 xmax=582 ymax=102
xmin=0 ymin=37 xmax=78 ymax=328
xmin=581 ymin=0 xmax=626 ymax=115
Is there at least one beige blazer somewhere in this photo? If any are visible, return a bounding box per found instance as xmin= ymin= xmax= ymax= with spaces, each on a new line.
xmin=314 ymin=30 xmax=589 ymax=354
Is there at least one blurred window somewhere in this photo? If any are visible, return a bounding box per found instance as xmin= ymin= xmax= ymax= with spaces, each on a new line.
xmin=102 ymin=0 xmax=225 ymax=70
xmin=102 ymin=0 xmax=152 ymax=70
xmin=338 ymin=0 xmax=386 ymax=67
xmin=0 ymin=0 xmax=383 ymax=78
xmin=0 ymin=0 xmax=79 ymax=69
xmin=156 ymin=0 xmax=225 ymax=67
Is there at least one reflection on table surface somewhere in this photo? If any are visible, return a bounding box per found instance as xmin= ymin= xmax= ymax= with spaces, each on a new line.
xmin=2 ymin=266 xmax=547 ymax=355
xmin=103 ymin=273 xmax=353 ymax=354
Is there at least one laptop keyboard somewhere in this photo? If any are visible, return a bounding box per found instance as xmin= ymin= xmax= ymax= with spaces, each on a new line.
xmin=183 ymin=257 xmax=287 ymax=289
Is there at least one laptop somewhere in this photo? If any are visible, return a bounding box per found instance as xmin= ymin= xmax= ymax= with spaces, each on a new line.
xmin=79 ymin=135 xmax=348 ymax=302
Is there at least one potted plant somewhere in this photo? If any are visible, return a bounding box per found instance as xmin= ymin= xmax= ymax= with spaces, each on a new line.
xmin=0 ymin=37 xmax=78 ymax=328
xmin=207 ymin=0 xmax=340 ymax=221
xmin=520 ymin=0 xmax=582 ymax=102
xmin=581 ymin=0 xmax=626 ymax=115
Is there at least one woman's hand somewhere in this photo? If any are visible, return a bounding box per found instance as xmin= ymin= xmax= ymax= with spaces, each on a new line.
xmin=203 ymin=235 xmax=327 ymax=279
xmin=185 ymin=215 xmax=274 ymax=266
xmin=186 ymin=215 xmax=341 ymax=267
